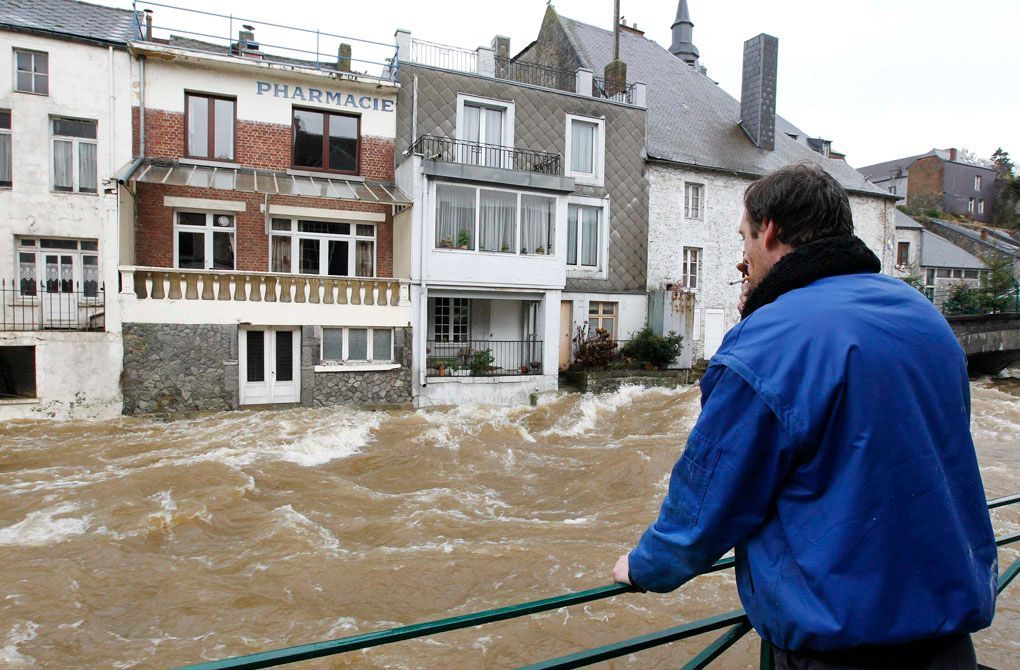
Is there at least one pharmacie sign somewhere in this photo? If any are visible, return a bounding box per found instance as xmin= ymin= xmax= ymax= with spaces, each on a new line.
xmin=257 ymin=80 xmax=394 ymax=112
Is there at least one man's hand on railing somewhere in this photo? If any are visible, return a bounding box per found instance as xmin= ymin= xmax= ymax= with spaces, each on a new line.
xmin=612 ymin=553 xmax=632 ymax=586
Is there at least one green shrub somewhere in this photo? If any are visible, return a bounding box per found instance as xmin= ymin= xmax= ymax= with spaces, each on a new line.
xmin=469 ymin=349 xmax=495 ymax=376
xmin=621 ymin=328 xmax=683 ymax=369
xmin=572 ymin=324 xmax=616 ymax=369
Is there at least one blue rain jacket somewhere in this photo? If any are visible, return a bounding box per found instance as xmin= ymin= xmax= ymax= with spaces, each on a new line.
xmin=628 ymin=273 xmax=998 ymax=651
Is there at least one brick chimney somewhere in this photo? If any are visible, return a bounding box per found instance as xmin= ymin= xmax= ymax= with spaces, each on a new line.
xmin=492 ymin=35 xmax=510 ymax=78
xmin=739 ymin=34 xmax=778 ymax=151
xmin=949 ymin=147 xmax=958 ymax=161
xmin=338 ymin=43 xmax=352 ymax=72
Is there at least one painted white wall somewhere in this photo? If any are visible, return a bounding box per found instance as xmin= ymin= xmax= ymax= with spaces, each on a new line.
xmin=892 ymin=228 xmax=923 ymax=277
xmin=140 ymin=52 xmax=397 ymax=139
xmin=418 ymin=375 xmax=557 ymax=407
xmin=0 ymin=332 xmax=122 ymax=420
xmin=647 ymin=164 xmax=894 ymax=361
xmin=561 ymin=291 xmax=647 ymax=344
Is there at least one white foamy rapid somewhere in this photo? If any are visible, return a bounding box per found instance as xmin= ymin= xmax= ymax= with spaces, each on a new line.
xmin=541 ymin=384 xmax=684 ymax=437
xmin=0 ymin=621 xmax=39 ymax=666
xmin=0 ymin=503 xmax=91 ymax=547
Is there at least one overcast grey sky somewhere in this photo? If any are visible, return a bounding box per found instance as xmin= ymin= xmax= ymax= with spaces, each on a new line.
xmin=113 ymin=0 xmax=1020 ymax=169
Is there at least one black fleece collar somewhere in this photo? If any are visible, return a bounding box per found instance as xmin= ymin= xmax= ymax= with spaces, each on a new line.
xmin=741 ymin=235 xmax=881 ymax=319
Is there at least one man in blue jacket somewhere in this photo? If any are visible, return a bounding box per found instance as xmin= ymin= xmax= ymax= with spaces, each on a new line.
xmin=612 ymin=165 xmax=997 ymax=668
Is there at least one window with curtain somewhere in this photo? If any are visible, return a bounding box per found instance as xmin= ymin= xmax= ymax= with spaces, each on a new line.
xmin=186 ymin=93 xmax=235 ymax=160
xmin=461 ymin=102 xmax=505 ymax=167
xmin=174 ymin=212 xmax=235 ymax=270
xmin=896 ymin=242 xmax=910 ymax=267
xmin=569 ymin=120 xmax=596 ymax=174
xmin=15 ymin=50 xmax=48 ymax=95
xmin=52 ymin=118 xmax=97 ymax=194
xmin=0 ymin=109 xmax=10 ymax=188
xmin=15 ymin=237 xmax=99 ymax=298
xmin=270 ymin=218 xmax=375 ymax=277
xmin=567 ymin=205 xmax=600 ymax=267
xmin=292 ymin=108 xmax=359 ymax=173
xmin=682 ymin=247 xmax=702 ymax=290
xmin=685 ymin=183 xmax=704 ymax=219
xmin=479 ymin=189 xmax=517 ymax=252
xmin=320 ymin=327 xmax=395 ymax=363
xmin=521 ymin=195 xmax=554 ymax=255
xmin=436 ymin=184 xmax=476 ymax=249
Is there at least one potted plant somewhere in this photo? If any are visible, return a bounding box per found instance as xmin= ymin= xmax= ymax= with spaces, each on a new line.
xmin=436 ymin=361 xmax=448 ymax=376
xmin=501 ymin=243 xmax=510 ymax=252
xmin=456 ymin=229 xmax=471 ymax=250
xmin=520 ymin=246 xmax=528 ymax=254
xmin=519 ymin=365 xmax=530 ymax=374
xmin=469 ymin=349 xmax=495 ymax=376
xmin=438 ymin=237 xmax=453 ymax=249
xmin=529 ymin=360 xmax=542 ymax=372
xmin=535 ymin=246 xmax=545 ymax=255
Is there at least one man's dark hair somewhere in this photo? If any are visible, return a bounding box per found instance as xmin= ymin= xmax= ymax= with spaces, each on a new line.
xmin=743 ymin=164 xmax=854 ymax=246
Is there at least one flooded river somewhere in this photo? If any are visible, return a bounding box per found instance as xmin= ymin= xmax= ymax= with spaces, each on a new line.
xmin=1 ymin=378 xmax=1018 ymax=669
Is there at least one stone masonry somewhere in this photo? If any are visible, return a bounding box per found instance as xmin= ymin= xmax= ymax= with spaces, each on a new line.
xmin=301 ymin=326 xmax=413 ymax=406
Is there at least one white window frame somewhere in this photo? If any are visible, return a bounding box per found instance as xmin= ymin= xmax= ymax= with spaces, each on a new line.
xmin=974 ymin=175 xmax=982 ymax=191
xmin=172 ymin=210 xmax=237 ymax=270
xmin=15 ymin=236 xmax=100 ymax=300
xmin=682 ymin=247 xmax=703 ymax=290
xmin=896 ymin=241 xmax=911 ymax=267
xmin=433 ymin=297 xmax=472 ymax=343
xmin=14 ymin=49 xmax=48 ymax=95
xmin=432 ymin=182 xmax=557 ymax=257
xmin=977 ymin=200 xmax=985 ymax=215
xmin=455 ymin=94 xmax=515 ymax=168
xmin=967 ymin=198 xmax=975 ymax=213
xmin=51 ymin=117 xmax=97 ymax=194
xmin=564 ymin=113 xmax=605 ymax=187
xmin=0 ymin=109 xmax=10 ymax=189
xmin=269 ymin=218 xmax=377 ymax=278
xmin=319 ymin=327 xmax=395 ymax=364
xmin=566 ymin=195 xmax=610 ymax=280
xmin=684 ymin=182 xmax=704 ymax=220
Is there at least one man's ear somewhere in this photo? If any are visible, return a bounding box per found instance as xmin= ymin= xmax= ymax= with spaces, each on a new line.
xmin=762 ymin=220 xmax=779 ymax=249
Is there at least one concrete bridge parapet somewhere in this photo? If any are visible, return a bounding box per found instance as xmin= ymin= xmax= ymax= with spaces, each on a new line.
xmin=947 ymin=313 xmax=1020 ymax=375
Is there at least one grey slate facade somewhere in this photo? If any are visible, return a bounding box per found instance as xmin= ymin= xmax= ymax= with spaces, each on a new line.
xmin=395 ymin=62 xmax=649 ymax=295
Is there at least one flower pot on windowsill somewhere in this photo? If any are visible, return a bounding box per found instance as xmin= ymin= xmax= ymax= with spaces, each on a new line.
xmin=519 ymin=365 xmax=530 ymax=374
xmin=436 ymin=364 xmax=448 ymax=377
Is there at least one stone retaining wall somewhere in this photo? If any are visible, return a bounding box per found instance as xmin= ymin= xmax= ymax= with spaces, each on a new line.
xmin=560 ymin=367 xmax=704 ymax=394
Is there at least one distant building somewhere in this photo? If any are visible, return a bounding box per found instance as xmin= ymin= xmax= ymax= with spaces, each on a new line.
xmin=860 ymin=148 xmax=997 ymax=223
xmin=518 ymin=2 xmax=895 ymax=363
xmin=892 ymin=211 xmax=986 ymax=306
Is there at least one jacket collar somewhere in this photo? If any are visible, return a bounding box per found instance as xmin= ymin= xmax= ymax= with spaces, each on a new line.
xmin=741 ymin=235 xmax=882 ymax=319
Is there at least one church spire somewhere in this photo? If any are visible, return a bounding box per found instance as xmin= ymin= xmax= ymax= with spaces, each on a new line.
xmin=669 ymin=0 xmax=700 ymax=66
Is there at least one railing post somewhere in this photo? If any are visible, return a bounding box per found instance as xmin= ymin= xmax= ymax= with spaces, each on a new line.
xmin=759 ymin=638 xmax=775 ymax=670
xmin=632 ymin=82 xmax=647 ymax=107
xmin=394 ymin=29 xmax=411 ymax=64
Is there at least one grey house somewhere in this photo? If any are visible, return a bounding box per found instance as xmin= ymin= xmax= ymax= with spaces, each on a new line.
xmin=860 ymin=149 xmax=997 ymax=222
xmin=392 ymin=31 xmax=648 ymax=405
xmin=517 ymin=3 xmax=896 ymax=363
xmin=892 ymin=211 xmax=986 ymax=306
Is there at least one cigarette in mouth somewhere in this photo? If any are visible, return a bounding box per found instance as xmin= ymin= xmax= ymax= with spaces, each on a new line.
xmin=729 ymin=276 xmax=751 ymax=285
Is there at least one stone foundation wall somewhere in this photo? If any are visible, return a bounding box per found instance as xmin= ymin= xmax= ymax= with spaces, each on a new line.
xmin=560 ymin=367 xmax=704 ymax=394
xmin=301 ymin=326 xmax=413 ymax=406
xmin=123 ymin=324 xmax=414 ymax=415
xmin=122 ymin=323 xmax=238 ymax=414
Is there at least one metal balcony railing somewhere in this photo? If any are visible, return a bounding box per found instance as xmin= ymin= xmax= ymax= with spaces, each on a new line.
xmin=177 ymin=493 xmax=1020 ymax=670
xmin=410 ymin=135 xmax=562 ymax=175
xmin=592 ymin=75 xmax=637 ymax=104
xmin=1 ymin=280 xmax=105 ymax=331
xmin=408 ymin=37 xmax=478 ymax=73
xmin=426 ymin=339 xmax=544 ymax=377
xmin=494 ymin=56 xmax=575 ymax=92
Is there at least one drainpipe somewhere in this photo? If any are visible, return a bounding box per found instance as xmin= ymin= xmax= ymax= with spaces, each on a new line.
xmin=418 ymin=170 xmax=430 ymax=389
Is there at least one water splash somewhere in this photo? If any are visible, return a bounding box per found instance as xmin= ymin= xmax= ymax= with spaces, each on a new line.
xmin=0 ymin=503 xmax=91 ymax=546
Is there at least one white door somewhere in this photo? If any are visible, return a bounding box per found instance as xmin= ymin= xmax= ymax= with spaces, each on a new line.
xmin=42 ymin=253 xmax=78 ymax=328
xmin=239 ymin=328 xmax=301 ymax=405
xmin=703 ymin=309 xmax=725 ymax=360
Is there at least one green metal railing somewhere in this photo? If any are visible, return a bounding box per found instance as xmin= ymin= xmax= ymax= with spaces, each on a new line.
xmin=180 ymin=493 xmax=1020 ymax=670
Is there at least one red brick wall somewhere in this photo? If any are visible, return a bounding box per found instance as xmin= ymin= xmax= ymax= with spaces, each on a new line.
xmin=132 ymin=104 xmax=396 ymax=276
xmin=907 ymin=156 xmax=945 ymax=212
xmin=133 ymin=106 xmax=395 ymax=180
xmin=135 ymin=184 xmax=394 ymax=277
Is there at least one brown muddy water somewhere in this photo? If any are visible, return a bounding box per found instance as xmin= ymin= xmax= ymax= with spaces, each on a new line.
xmin=1 ymin=379 xmax=1018 ymax=669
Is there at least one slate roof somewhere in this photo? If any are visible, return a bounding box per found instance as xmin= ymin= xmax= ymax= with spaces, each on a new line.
xmin=920 ymin=230 xmax=986 ymax=270
xmin=857 ymin=150 xmax=940 ymax=183
xmin=553 ymin=13 xmax=891 ymax=199
xmin=894 ymin=209 xmax=923 ymax=229
xmin=934 ymin=219 xmax=1020 ymax=257
xmin=0 ymin=0 xmax=139 ymax=45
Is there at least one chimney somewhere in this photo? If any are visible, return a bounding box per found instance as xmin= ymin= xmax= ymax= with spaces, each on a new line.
xmin=144 ymin=9 xmax=153 ymax=40
xmin=492 ymin=35 xmax=510 ymax=78
xmin=739 ymin=34 xmax=778 ymax=151
xmin=620 ymin=22 xmax=644 ymax=36
xmin=338 ymin=43 xmax=352 ymax=72
xmin=604 ymin=0 xmax=627 ymax=96
xmin=236 ymin=25 xmax=259 ymax=56
xmin=949 ymin=148 xmax=958 ymax=161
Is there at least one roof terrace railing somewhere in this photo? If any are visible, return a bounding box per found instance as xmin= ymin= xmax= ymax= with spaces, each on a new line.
xmin=177 ymin=493 xmax=1020 ymax=670
xmin=408 ymin=37 xmax=478 ymax=74
xmin=410 ymin=135 xmax=562 ymax=176
xmin=131 ymin=1 xmax=399 ymax=81
xmin=592 ymin=75 xmax=637 ymax=105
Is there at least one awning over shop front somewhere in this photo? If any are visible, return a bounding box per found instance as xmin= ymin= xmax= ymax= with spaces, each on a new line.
xmin=118 ymin=158 xmax=412 ymax=207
